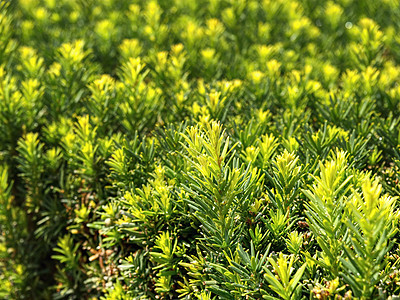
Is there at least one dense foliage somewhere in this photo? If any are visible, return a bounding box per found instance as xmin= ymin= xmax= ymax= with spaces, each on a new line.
xmin=2 ymin=0 xmax=400 ymax=299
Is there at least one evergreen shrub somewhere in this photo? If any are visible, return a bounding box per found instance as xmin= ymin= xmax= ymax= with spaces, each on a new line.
xmin=1 ymin=0 xmax=400 ymax=299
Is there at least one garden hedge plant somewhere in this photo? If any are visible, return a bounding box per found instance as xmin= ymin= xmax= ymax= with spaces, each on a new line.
xmin=1 ymin=0 xmax=400 ymax=299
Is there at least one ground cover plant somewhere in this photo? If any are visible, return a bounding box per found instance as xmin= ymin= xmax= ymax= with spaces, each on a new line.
xmin=2 ymin=0 xmax=400 ymax=299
